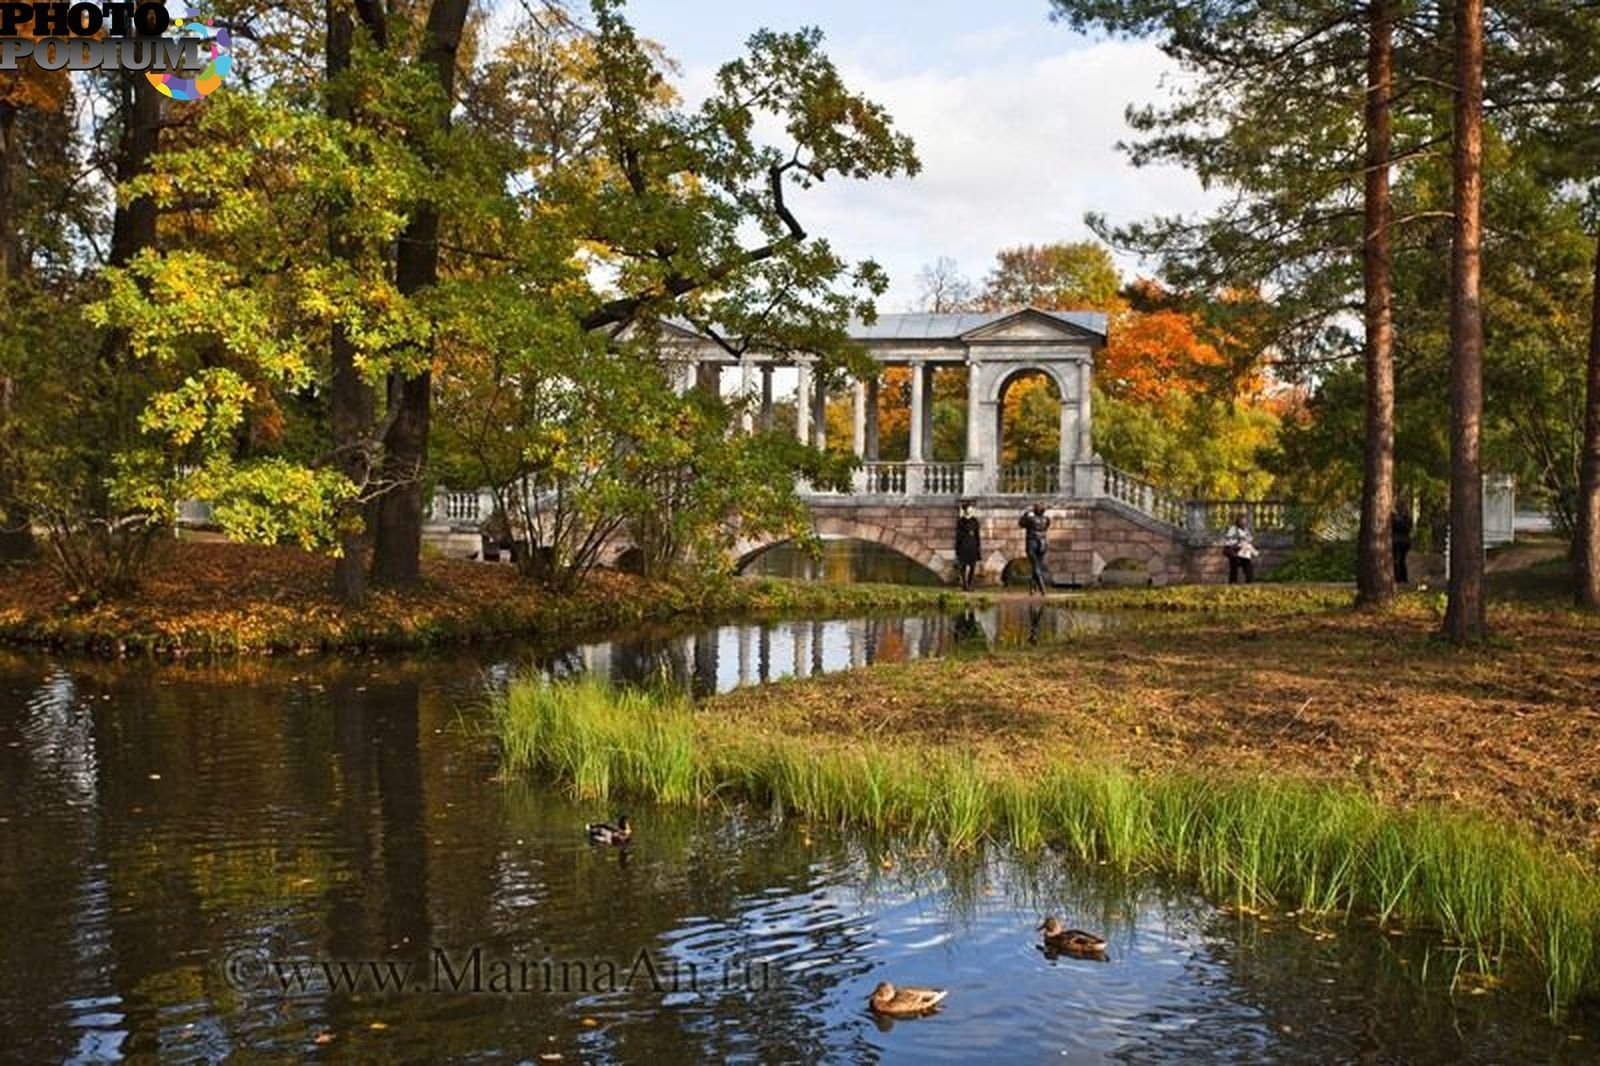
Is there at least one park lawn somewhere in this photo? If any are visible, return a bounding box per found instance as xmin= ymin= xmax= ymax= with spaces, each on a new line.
xmin=706 ymin=587 xmax=1600 ymax=861
xmin=0 ymin=539 xmax=964 ymax=655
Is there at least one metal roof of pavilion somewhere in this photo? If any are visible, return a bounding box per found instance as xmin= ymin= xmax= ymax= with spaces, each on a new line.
xmin=844 ymin=308 xmax=1106 ymax=341
xmin=662 ymin=308 xmax=1107 ymax=345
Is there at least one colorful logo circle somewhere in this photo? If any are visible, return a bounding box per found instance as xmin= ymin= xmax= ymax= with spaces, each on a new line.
xmin=146 ymin=8 xmax=232 ymax=100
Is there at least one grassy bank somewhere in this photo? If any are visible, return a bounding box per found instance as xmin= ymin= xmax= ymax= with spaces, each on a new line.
xmin=0 ymin=541 xmax=966 ymax=656
xmin=489 ymin=676 xmax=1600 ymax=1008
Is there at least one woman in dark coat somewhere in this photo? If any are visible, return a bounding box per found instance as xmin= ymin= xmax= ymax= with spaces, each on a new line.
xmin=954 ymin=503 xmax=981 ymax=591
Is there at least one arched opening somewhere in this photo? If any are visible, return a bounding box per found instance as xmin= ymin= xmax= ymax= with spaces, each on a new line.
xmin=1098 ymin=555 xmax=1150 ymax=588
xmin=999 ymin=556 xmax=1038 ymax=587
xmin=996 ymin=369 xmax=1062 ymax=494
xmin=738 ymin=537 xmax=943 ymax=585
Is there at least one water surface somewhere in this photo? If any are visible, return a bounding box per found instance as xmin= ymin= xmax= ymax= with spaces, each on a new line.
xmin=0 ymin=620 xmax=1593 ymax=1062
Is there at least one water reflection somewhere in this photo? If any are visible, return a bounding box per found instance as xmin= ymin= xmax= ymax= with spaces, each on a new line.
xmin=0 ymin=650 xmax=1594 ymax=1062
xmin=529 ymin=603 xmax=1112 ymax=697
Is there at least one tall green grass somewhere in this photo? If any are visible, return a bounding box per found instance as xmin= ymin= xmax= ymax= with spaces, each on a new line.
xmin=488 ymin=675 xmax=1600 ymax=1008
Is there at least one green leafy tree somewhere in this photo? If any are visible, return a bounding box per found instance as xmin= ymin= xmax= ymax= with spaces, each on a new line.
xmin=977 ymin=240 xmax=1120 ymax=311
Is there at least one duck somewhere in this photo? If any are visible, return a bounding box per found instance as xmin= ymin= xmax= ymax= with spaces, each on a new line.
xmin=867 ymin=981 xmax=948 ymax=1017
xmin=1037 ymin=916 xmax=1107 ymax=959
xmin=585 ymin=814 xmax=632 ymax=846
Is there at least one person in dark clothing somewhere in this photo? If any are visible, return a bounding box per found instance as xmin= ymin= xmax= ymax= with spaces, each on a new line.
xmin=1020 ymin=503 xmax=1052 ymax=595
xmin=1390 ymin=507 xmax=1413 ymax=584
xmin=954 ymin=503 xmax=982 ymax=591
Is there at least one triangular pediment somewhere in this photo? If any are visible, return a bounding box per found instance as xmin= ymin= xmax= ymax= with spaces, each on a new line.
xmin=960 ymin=308 xmax=1105 ymax=343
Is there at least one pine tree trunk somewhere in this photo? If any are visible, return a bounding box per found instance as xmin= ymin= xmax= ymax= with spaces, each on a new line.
xmin=1576 ymin=229 xmax=1600 ymax=609
xmin=108 ymin=76 xmax=161 ymax=270
xmin=1356 ymin=0 xmax=1396 ymax=608
xmin=368 ymin=0 xmax=470 ymax=588
xmin=327 ymin=0 xmax=374 ymax=604
xmin=0 ymin=105 xmax=34 ymax=561
xmin=1443 ymin=0 xmax=1487 ymax=642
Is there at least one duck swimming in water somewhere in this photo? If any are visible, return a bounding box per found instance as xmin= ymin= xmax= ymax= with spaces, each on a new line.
xmin=585 ymin=814 xmax=632 ymax=846
xmin=1037 ymin=916 xmax=1107 ymax=959
xmin=867 ymin=981 xmax=947 ymax=1017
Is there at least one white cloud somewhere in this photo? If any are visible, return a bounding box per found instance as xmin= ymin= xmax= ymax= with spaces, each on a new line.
xmin=738 ymin=36 xmax=1220 ymax=309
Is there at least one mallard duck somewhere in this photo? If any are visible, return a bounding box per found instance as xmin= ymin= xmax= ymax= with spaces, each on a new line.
xmin=867 ymin=981 xmax=947 ymax=1017
xmin=1037 ymin=916 xmax=1107 ymax=958
xmin=585 ymin=814 xmax=632 ymax=846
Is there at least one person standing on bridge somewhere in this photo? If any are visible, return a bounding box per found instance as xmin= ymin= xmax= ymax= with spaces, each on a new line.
xmin=1222 ymin=512 xmax=1257 ymax=585
xmin=1020 ymin=503 xmax=1052 ymax=595
xmin=955 ymin=503 xmax=982 ymax=591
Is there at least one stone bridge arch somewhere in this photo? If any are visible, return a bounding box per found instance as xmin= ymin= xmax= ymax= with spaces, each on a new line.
xmin=734 ymin=510 xmax=952 ymax=580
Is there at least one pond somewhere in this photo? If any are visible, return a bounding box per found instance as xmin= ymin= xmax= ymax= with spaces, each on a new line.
xmin=0 ymin=618 xmax=1594 ymax=1062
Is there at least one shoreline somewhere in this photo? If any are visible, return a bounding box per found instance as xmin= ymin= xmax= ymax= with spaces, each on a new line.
xmin=0 ymin=541 xmax=970 ymax=658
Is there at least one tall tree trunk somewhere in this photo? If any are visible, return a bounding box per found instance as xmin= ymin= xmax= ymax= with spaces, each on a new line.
xmin=1356 ymin=0 xmax=1396 ymax=608
xmin=0 ymin=105 xmax=18 ymax=282
xmin=0 ymin=105 xmax=34 ymax=560
xmin=1443 ymin=0 xmax=1487 ymax=643
xmin=107 ymin=76 xmax=161 ymax=270
xmin=1576 ymin=229 xmax=1600 ymax=609
xmin=90 ymin=73 xmax=163 ymax=528
xmin=369 ymin=0 xmax=470 ymax=588
xmin=327 ymin=0 xmax=375 ymax=605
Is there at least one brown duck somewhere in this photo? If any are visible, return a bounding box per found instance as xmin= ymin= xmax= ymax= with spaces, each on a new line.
xmin=1037 ymin=916 xmax=1107 ymax=959
xmin=867 ymin=981 xmax=948 ymax=1017
xmin=585 ymin=814 xmax=632 ymax=846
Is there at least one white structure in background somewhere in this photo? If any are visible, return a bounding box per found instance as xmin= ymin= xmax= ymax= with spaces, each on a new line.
xmin=1483 ymin=474 xmax=1515 ymax=547
xmin=662 ymin=308 xmax=1108 ymax=500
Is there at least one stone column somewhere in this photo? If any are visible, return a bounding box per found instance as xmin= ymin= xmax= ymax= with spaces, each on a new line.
xmin=851 ymin=380 xmax=869 ymax=493
xmin=907 ymin=360 xmax=926 ymax=494
xmin=1078 ymin=358 xmax=1093 ymax=461
xmin=852 ymin=381 xmax=867 ymax=457
xmin=908 ymin=361 xmax=925 ymax=462
xmin=1058 ymin=374 xmax=1076 ymax=488
xmin=760 ymin=365 xmax=774 ymax=431
xmin=865 ymin=378 xmax=880 ymax=460
xmin=795 ymin=364 xmax=812 ymax=443
xmin=966 ymin=363 xmax=998 ymax=495
xmin=811 ymin=372 xmax=827 ymax=450
xmin=739 ymin=359 xmax=755 ymax=432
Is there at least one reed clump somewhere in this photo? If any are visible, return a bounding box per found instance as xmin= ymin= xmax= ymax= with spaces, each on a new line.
xmin=489 ymin=675 xmax=1600 ymax=1007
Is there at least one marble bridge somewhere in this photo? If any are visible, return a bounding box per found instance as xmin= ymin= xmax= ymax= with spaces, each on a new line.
xmin=430 ymin=308 xmax=1293 ymax=585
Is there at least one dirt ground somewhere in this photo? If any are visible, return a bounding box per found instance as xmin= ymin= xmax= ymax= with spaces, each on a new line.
xmin=711 ymin=595 xmax=1600 ymax=860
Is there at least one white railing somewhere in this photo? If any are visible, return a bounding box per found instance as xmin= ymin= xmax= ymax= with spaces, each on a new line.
xmin=921 ymin=462 xmax=972 ymax=496
xmin=1188 ymin=499 xmax=1297 ymax=534
xmin=860 ymin=462 xmax=907 ymax=494
xmin=1101 ymin=465 xmax=1187 ymax=527
xmin=998 ymin=462 xmax=1060 ymax=495
xmin=435 ymin=490 xmax=485 ymax=525
xmin=850 ymin=462 xmax=977 ymax=496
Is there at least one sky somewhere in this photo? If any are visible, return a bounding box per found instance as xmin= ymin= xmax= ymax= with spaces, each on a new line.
xmin=607 ymin=0 xmax=1218 ymax=310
